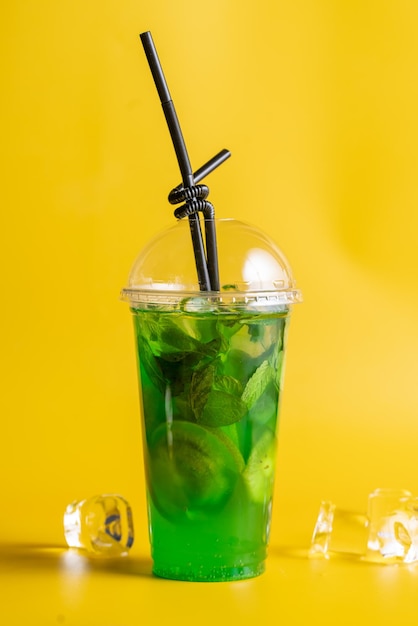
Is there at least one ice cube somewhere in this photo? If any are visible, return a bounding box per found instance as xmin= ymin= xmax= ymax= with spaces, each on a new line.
xmin=310 ymin=489 xmax=418 ymax=564
xmin=310 ymin=500 xmax=336 ymax=557
xmin=366 ymin=488 xmax=418 ymax=563
xmin=310 ymin=501 xmax=368 ymax=558
xmin=63 ymin=494 xmax=134 ymax=556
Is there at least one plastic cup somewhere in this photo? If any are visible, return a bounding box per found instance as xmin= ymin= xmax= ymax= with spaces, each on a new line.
xmin=121 ymin=218 xmax=302 ymax=581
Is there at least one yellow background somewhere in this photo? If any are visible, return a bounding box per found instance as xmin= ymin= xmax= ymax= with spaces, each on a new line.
xmin=1 ymin=1 xmax=418 ymax=623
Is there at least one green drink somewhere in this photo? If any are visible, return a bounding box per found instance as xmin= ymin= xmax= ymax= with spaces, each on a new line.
xmin=122 ymin=219 xmax=301 ymax=581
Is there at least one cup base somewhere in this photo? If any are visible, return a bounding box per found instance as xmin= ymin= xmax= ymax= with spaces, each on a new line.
xmin=152 ymin=559 xmax=265 ymax=582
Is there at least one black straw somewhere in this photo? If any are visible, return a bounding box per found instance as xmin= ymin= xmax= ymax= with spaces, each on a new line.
xmin=193 ymin=149 xmax=231 ymax=185
xmin=140 ymin=31 xmax=211 ymax=291
xmin=171 ymin=151 xmax=231 ymax=292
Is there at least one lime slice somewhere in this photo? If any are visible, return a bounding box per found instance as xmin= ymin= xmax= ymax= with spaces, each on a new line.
xmin=148 ymin=421 xmax=244 ymax=521
xmin=243 ymin=430 xmax=277 ymax=504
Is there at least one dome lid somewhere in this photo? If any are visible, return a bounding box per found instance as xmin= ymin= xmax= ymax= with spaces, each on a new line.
xmin=121 ymin=218 xmax=302 ymax=310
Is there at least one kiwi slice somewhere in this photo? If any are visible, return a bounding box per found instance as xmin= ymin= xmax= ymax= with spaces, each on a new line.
xmin=243 ymin=430 xmax=277 ymax=504
xmin=148 ymin=421 xmax=244 ymax=522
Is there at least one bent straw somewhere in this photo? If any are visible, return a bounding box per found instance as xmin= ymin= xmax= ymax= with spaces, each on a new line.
xmin=140 ymin=31 xmax=211 ymax=291
xmin=172 ymin=148 xmax=230 ymax=291
xmin=193 ymin=149 xmax=231 ymax=185
xmin=171 ymin=149 xmax=231 ymax=191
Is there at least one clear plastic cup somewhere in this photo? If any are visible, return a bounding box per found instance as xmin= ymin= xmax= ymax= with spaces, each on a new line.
xmin=121 ymin=218 xmax=302 ymax=581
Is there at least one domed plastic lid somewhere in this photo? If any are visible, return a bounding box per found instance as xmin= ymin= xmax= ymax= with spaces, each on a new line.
xmin=121 ymin=219 xmax=302 ymax=310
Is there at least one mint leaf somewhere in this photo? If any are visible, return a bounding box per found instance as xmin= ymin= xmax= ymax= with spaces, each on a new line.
xmin=241 ymin=360 xmax=275 ymax=409
xmin=248 ymin=322 xmax=265 ymax=343
xmin=198 ymin=390 xmax=247 ymax=427
xmin=191 ymin=365 xmax=247 ymax=427
xmin=214 ymin=375 xmax=243 ymax=397
xmin=190 ymin=364 xmax=215 ymax=417
xmin=217 ymin=317 xmax=242 ymax=338
xmin=158 ymin=317 xmax=201 ymax=355
xmin=138 ymin=341 xmax=165 ymax=389
xmin=140 ymin=314 xmax=221 ymax=368
xmin=272 ymin=349 xmax=284 ymax=388
xmin=247 ymin=380 xmax=279 ymax=427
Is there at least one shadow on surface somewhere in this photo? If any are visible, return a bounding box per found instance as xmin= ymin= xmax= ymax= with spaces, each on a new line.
xmin=269 ymin=545 xmax=311 ymax=560
xmin=0 ymin=543 xmax=153 ymax=578
xmin=269 ymin=544 xmax=366 ymax=564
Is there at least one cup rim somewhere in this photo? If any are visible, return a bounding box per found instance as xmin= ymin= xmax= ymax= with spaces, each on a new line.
xmin=120 ymin=287 xmax=302 ymax=309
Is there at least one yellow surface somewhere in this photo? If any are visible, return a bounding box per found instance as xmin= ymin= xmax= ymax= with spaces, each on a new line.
xmin=2 ymin=545 xmax=418 ymax=626
xmin=1 ymin=0 xmax=418 ymax=623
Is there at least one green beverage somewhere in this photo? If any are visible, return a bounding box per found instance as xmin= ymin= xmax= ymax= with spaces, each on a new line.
xmin=122 ymin=219 xmax=301 ymax=581
xmin=132 ymin=304 xmax=288 ymax=581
